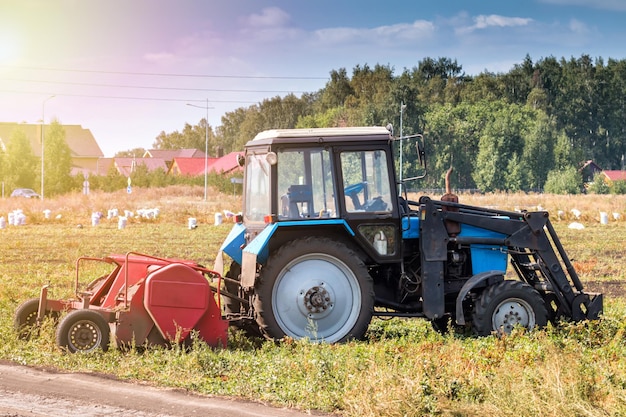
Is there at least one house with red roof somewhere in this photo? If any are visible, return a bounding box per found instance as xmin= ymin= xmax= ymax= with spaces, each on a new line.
xmin=169 ymin=157 xmax=218 ymax=176
xmin=166 ymin=151 xmax=243 ymax=176
xmin=207 ymin=151 xmax=244 ymax=174
xmin=143 ymin=149 xmax=207 ymax=171
xmin=602 ymin=170 xmax=626 ymax=185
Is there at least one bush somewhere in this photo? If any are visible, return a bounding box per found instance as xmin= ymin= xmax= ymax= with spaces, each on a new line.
xmin=543 ymin=166 xmax=582 ymax=194
xmin=587 ymin=172 xmax=610 ymax=194
xmin=610 ymin=180 xmax=626 ymax=195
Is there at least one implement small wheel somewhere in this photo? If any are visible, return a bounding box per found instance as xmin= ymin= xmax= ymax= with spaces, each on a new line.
xmin=254 ymin=237 xmax=374 ymax=343
xmin=14 ymin=299 xmax=41 ymax=340
xmin=473 ymin=280 xmax=548 ymax=336
xmin=56 ymin=310 xmax=110 ymax=353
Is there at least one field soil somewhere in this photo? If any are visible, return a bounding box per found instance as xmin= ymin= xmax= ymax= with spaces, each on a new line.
xmin=0 ymin=362 xmax=321 ymax=417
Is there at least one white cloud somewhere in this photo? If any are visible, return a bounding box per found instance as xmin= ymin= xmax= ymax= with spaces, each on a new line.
xmin=314 ymin=20 xmax=435 ymax=45
xmin=457 ymin=14 xmax=534 ymax=34
xmin=568 ymin=18 xmax=590 ymax=35
xmin=244 ymin=7 xmax=290 ymax=28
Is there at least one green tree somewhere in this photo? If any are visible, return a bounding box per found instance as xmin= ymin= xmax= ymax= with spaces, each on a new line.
xmin=43 ymin=120 xmax=73 ymax=196
xmin=543 ymin=166 xmax=582 ymax=194
xmin=318 ymin=68 xmax=353 ymax=111
xmin=153 ymin=120 xmax=215 ymax=154
xmin=610 ymin=180 xmax=626 ymax=194
xmin=102 ymin=164 xmax=126 ymax=192
xmin=216 ymin=107 xmax=248 ymax=153
xmin=472 ymin=102 xmax=533 ymax=192
xmin=587 ymin=172 xmax=610 ymax=194
xmin=521 ymin=112 xmax=558 ymax=190
xmin=297 ymin=107 xmax=347 ymax=128
xmin=2 ymin=127 xmax=38 ymax=192
xmin=422 ymin=102 xmax=487 ymax=189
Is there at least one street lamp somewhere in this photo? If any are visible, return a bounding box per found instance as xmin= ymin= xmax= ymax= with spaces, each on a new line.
xmin=186 ymin=99 xmax=214 ymax=201
xmin=41 ymin=95 xmax=55 ymax=200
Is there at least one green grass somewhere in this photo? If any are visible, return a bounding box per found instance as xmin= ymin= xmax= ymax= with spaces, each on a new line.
xmin=2 ymin=189 xmax=626 ymax=416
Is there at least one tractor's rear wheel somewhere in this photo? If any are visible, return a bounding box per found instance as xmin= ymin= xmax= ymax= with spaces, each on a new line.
xmin=56 ymin=310 xmax=110 ymax=353
xmin=472 ymin=280 xmax=548 ymax=336
xmin=253 ymin=237 xmax=374 ymax=343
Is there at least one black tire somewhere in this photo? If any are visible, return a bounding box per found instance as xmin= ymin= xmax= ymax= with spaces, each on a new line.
xmin=253 ymin=237 xmax=374 ymax=343
xmin=223 ymin=262 xmax=243 ymax=317
xmin=56 ymin=309 xmax=110 ymax=353
xmin=14 ymin=299 xmax=41 ymax=340
xmin=472 ymin=280 xmax=548 ymax=336
xmin=223 ymin=262 xmax=261 ymax=337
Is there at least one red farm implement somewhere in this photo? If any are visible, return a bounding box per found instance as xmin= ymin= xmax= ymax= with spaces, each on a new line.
xmin=14 ymin=252 xmax=228 ymax=353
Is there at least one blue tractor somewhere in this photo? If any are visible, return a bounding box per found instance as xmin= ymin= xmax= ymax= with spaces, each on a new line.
xmin=215 ymin=126 xmax=602 ymax=342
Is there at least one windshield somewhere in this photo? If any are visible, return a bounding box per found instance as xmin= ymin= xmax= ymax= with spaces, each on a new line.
xmin=244 ymin=154 xmax=271 ymax=222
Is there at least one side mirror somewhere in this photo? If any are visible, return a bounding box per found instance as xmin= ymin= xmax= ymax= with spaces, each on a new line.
xmin=415 ymin=134 xmax=425 ymax=168
xmin=400 ymin=133 xmax=426 ymax=182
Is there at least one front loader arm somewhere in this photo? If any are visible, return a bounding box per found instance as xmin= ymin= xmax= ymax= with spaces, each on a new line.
xmin=423 ymin=197 xmax=603 ymax=323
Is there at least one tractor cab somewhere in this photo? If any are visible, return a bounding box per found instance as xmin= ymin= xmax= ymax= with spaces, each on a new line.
xmin=227 ymin=127 xmax=405 ymax=266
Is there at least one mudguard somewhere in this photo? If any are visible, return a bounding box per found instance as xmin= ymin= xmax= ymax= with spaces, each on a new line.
xmin=213 ymin=222 xmax=246 ymax=275
xmin=239 ymin=220 xmax=356 ymax=288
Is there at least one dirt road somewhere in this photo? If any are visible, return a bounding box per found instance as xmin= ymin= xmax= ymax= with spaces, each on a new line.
xmin=0 ymin=362 xmax=321 ymax=417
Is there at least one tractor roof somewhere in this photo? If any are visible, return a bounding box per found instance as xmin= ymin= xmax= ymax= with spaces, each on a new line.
xmin=248 ymin=126 xmax=392 ymax=147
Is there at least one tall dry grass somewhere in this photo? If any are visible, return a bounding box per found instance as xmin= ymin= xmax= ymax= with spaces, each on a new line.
xmin=0 ymin=185 xmax=242 ymax=226
xmin=411 ymin=191 xmax=626 ymax=223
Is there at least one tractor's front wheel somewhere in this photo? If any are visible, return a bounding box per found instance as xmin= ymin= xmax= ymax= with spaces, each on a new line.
xmin=254 ymin=237 xmax=374 ymax=343
xmin=472 ymin=280 xmax=548 ymax=336
xmin=56 ymin=310 xmax=110 ymax=353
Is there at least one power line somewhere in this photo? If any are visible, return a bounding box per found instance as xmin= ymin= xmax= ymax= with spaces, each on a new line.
xmin=0 ymin=65 xmax=329 ymax=81
xmin=0 ymin=89 xmax=259 ymax=104
xmin=1 ymin=77 xmax=309 ymax=94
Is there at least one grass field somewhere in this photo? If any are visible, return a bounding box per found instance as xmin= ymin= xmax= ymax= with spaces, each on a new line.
xmin=1 ymin=186 xmax=626 ymax=416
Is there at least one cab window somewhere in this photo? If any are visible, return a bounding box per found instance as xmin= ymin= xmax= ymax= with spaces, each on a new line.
xmin=340 ymin=150 xmax=392 ymax=213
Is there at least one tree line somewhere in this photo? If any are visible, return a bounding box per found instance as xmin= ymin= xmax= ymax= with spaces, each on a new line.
xmin=158 ymin=54 xmax=626 ymax=193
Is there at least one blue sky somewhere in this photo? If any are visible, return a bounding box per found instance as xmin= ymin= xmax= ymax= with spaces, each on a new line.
xmin=0 ymin=0 xmax=625 ymax=156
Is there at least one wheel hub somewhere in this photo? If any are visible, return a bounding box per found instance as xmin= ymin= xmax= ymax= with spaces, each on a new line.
xmin=493 ymin=299 xmax=533 ymax=334
xmin=70 ymin=321 xmax=100 ymax=350
xmin=304 ymin=285 xmax=332 ymax=313
xmin=298 ymin=283 xmax=334 ymax=319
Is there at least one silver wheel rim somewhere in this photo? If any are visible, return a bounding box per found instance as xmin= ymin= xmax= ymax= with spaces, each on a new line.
xmin=68 ymin=319 xmax=103 ymax=352
xmin=271 ymin=253 xmax=361 ymax=342
xmin=492 ymin=297 xmax=536 ymax=334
